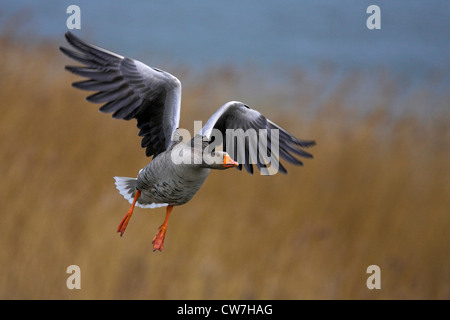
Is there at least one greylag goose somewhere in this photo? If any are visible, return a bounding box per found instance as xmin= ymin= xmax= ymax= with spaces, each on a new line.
xmin=60 ymin=32 xmax=315 ymax=251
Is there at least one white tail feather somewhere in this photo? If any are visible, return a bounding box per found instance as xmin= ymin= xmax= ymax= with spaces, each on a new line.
xmin=113 ymin=177 xmax=168 ymax=209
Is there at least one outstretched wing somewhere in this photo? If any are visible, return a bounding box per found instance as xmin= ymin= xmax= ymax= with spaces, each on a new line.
xmin=201 ymin=101 xmax=315 ymax=174
xmin=60 ymin=32 xmax=181 ymax=157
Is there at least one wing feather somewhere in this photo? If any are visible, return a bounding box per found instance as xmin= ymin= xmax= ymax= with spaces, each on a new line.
xmin=60 ymin=32 xmax=181 ymax=157
xmin=201 ymin=101 xmax=315 ymax=175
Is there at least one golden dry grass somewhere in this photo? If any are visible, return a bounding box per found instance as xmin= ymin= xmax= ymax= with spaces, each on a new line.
xmin=0 ymin=37 xmax=449 ymax=299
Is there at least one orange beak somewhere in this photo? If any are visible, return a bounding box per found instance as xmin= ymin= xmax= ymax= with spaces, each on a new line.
xmin=223 ymin=154 xmax=239 ymax=168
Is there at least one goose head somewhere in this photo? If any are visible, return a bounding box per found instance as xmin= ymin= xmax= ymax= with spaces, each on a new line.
xmin=201 ymin=151 xmax=239 ymax=170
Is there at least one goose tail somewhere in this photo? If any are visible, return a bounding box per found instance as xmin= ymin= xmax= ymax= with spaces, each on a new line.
xmin=113 ymin=176 xmax=168 ymax=209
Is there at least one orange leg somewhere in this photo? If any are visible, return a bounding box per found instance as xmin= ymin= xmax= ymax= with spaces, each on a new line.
xmin=152 ymin=205 xmax=173 ymax=251
xmin=117 ymin=190 xmax=141 ymax=236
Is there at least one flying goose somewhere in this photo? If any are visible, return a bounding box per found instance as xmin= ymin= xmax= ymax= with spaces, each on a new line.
xmin=60 ymin=32 xmax=315 ymax=251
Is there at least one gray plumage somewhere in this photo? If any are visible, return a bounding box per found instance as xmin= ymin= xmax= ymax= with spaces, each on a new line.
xmin=136 ymin=141 xmax=211 ymax=206
xmin=60 ymin=32 xmax=181 ymax=157
xmin=200 ymin=101 xmax=316 ymax=174
xmin=60 ymin=31 xmax=315 ymax=210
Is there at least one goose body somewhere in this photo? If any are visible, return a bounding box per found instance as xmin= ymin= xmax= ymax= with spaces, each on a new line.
xmin=60 ymin=32 xmax=315 ymax=251
xmin=136 ymin=150 xmax=211 ymax=207
xmin=116 ymin=142 xmax=212 ymax=208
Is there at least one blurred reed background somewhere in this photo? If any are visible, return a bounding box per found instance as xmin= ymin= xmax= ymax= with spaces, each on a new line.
xmin=0 ymin=32 xmax=449 ymax=299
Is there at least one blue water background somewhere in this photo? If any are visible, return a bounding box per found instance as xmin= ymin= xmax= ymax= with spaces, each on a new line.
xmin=1 ymin=0 xmax=449 ymax=116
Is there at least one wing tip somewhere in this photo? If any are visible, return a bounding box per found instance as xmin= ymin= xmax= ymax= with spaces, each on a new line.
xmin=64 ymin=65 xmax=77 ymax=73
xmin=295 ymin=139 xmax=316 ymax=148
